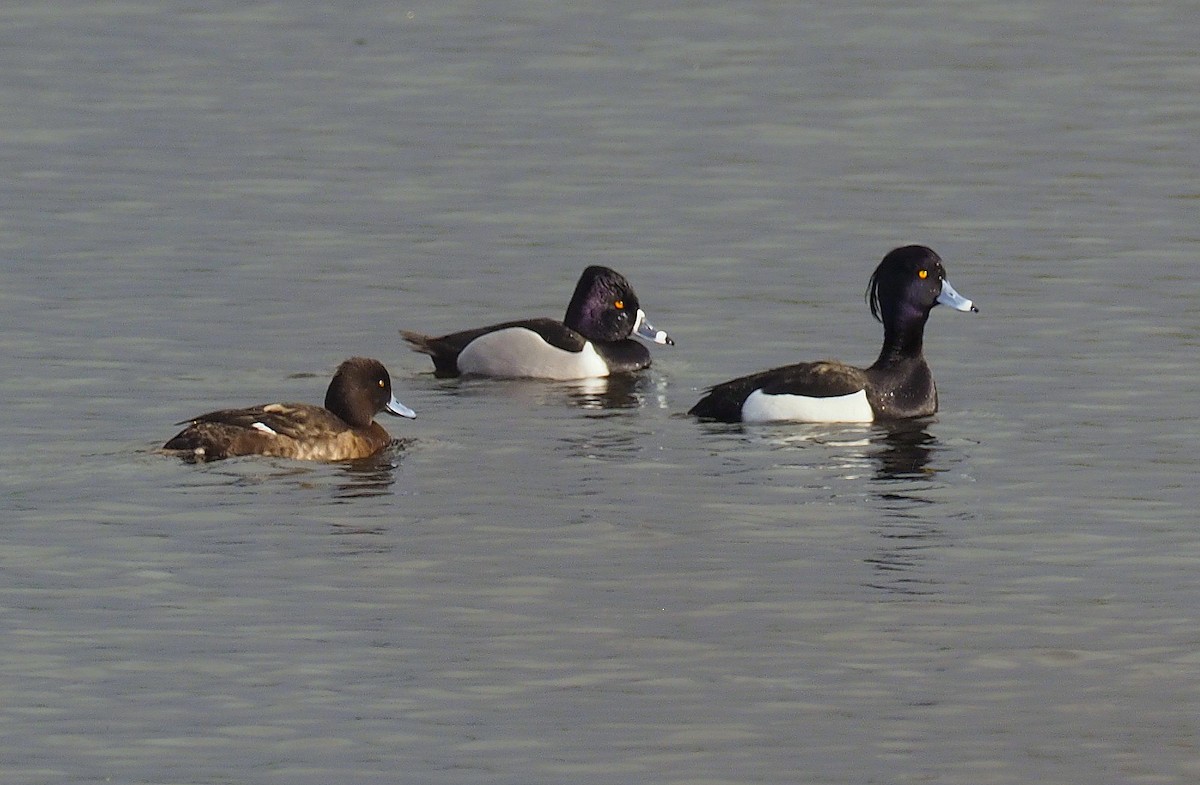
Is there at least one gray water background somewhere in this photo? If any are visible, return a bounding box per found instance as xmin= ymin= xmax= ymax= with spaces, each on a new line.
xmin=2 ymin=2 xmax=1198 ymax=783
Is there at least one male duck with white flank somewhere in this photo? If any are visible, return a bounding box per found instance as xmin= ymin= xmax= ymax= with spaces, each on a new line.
xmin=163 ymin=357 xmax=416 ymax=461
xmin=401 ymin=265 xmax=673 ymax=380
xmin=689 ymin=245 xmax=977 ymax=423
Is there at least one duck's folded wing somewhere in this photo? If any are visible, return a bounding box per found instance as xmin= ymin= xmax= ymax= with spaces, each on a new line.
xmin=183 ymin=403 xmax=345 ymax=440
xmin=404 ymin=318 xmax=587 ymax=355
xmin=756 ymin=361 xmax=867 ymax=397
xmin=403 ymin=319 xmax=592 ymax=379
xmin=511 ymin=319 xmax=589 ymax=352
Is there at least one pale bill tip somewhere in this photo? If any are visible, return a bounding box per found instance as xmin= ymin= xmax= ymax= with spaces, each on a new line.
xmin=386 ymin=397 xmax=417 ymax=419
xmin=633 ymin=308 xmax=674 ymax=346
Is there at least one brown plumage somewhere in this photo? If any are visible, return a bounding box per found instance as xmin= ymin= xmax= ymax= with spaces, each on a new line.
xmin=163 ymin=357 xmax=415 ymax=462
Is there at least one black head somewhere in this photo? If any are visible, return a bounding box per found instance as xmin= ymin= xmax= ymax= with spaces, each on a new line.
xmin=324 ymin=357 xmax=415 ymax=427
xmin=562 ymin=266 xmax=643 ymax=342
xmin=865 ymin=245 xmax=975 ymax=326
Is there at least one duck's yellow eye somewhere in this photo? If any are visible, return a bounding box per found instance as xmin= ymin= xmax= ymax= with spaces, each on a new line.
xmin=378 ymin=379 xmax=386 ymax=388
xmin=614 ymin=300 xmax=624 ymax=310
xmin=918 ymin=269 xmax=928 ymax=279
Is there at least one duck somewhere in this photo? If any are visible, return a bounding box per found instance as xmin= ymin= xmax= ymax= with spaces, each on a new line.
xmin=689 ymin=245 xmax=977 ymax=423
xmin=162 ymin=357 xmax=416 ymax=461
xmin=401 ymin=265 xmax=673 ymax=380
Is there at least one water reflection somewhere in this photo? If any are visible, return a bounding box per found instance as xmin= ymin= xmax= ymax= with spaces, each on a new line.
xmin=864 ymin=505 xmax=945 ymax=597
xmin=696 ymin=419 xmax=941 ymax=481
xmin=557 ymin=418 xmax=642 ymax=461
xmin=562 ymin=373 xmax=668 ymax=411
xmin=433 ymin=372 xmax=669 ymax=411
xmin=870 ymin=420 xmax=937 ymax=481
xmin=865 ymin=421 xmax=944 ymax=598
xmin=332 ymin=444 xmax=406 ymax=500
xmin=701 ymin=421 xmax=876 ymax=473
xmin=700 ymin=419 xmax=948 ymax=596
xmin=173 ymin=442 xmax=406 ymax=500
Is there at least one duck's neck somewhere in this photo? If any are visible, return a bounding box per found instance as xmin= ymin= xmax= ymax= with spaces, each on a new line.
xmin=869 ymin=314 xmax=928 ymax=370
xmin=326 ymin=396 xmax=369 ymax=428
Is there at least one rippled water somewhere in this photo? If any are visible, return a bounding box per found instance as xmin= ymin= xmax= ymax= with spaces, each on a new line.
xmin=2 ymin=2 xmax=1197 ymax=783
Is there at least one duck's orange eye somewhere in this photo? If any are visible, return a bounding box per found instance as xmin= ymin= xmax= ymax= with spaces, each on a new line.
xmin=918 ymin=269 xmax=928 ymax=279
xmin=614 ymin=300 xmax=624 ymax=310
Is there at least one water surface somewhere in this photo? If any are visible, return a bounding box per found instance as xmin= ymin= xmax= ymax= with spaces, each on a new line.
xmin=1 ymin=2 xmax=1197 ymax=783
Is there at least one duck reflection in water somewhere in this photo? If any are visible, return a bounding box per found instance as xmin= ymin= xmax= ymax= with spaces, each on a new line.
xmin=332 ymin=448 xmax=405 ymax=500
xmin=866 ymin=420 xmax=947 ymax=597
xmin=694 ymin=417 xmax=935 ymax=476
xmin=434 ymin=373 xmax=668 ymax=412
xmin=562 ymin=373 xmax=668 ymax=411
xmin=708 ymin=420 xmax=947 ymax=595
xmin=872 ymin=419 xmax=936 ymax=481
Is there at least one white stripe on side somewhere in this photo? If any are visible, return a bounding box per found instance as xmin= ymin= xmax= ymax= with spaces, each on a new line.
xmin=741 ymin=388 xmax=873 ymax=423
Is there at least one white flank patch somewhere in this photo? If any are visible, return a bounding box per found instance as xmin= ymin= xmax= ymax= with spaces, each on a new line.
xmin=456 ymin=328 xmax=609 ymax=380
xmin=251 ymin=422 xmax=279 ymax=435
xmin=741 ymin=388 xmax=873 ymax=423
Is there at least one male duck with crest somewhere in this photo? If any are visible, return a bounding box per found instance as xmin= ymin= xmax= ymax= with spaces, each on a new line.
xmin=401 ymin=265 xmax=673 ymax=380
xmin=689 ymin=245 xmax=977 ymax=423
xmin=163 ymin=357 xmax=416 ymax=461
